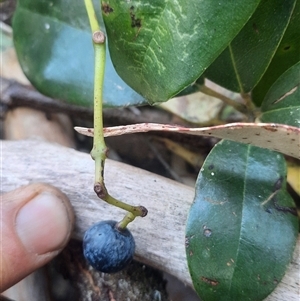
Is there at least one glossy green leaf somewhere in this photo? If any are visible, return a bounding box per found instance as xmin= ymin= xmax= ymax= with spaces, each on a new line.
xmin=186 ymin=140 xmax=298 ymax=301
xmin=204 ymin=0 xmax=296 ymax=93
xmin=252 ymin=1 xmax=300 ymax=105
xmin=12 ymin=0 xmax=145 ymax=107
xmin=259 ymin=62 xmax=300 ymax=127
xmin=102 ymin=1 xmax=260 ymax=103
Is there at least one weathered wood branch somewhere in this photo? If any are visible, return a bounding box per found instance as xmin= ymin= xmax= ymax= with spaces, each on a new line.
xmin=1 ymin=139 xmax=299 ymax=301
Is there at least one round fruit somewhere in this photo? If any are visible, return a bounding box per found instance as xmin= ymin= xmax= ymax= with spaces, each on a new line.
xmin=83 ymin=220 xmax=135 ymax=273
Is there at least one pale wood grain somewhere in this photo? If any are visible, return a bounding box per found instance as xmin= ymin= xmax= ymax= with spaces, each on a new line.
xmin=1 ymin=139 xmax=299 ymax=300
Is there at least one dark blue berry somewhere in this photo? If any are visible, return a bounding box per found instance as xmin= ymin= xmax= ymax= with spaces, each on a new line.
xmin=83 ymin=220 xmax=135 ymax=273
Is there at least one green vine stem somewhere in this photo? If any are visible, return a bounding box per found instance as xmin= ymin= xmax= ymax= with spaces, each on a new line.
xmin=241 ymin=92 xmax=259 ymax=122
xmin=197 ymin=84 xmax=260 ymax=121
xmin=197 ymin=84 xmax=248 ymax=115
xmin=84 ymin=0 xmax=147 ymax=228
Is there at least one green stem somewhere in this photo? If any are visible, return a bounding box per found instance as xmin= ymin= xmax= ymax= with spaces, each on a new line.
xmin=84 ymin=0 xmax=147 ymax=229
xmin=117 ymin=212 xmax=136 ymax=230
xmin=84 ymin=0 xmax=106 ymax=186
xmin=241 ymin=92 xmax=259 ymax=122
xmin=84 ymin=0 xmax=100 ymax=32
xmin=197 ymin=84 xmax=248 ymax=115
xmin=91 ymin=38 xmax=106 ymax=186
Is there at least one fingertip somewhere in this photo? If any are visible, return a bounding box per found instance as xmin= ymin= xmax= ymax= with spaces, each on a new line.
xmin=16 ymin=191 xmax=73 ymax=254
xmin=1 ymin=183 xmax=75 ymax=292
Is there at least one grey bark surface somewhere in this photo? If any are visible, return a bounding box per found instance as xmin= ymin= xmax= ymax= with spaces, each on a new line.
xmin=1 ymin=139 xmax=299 ymax=301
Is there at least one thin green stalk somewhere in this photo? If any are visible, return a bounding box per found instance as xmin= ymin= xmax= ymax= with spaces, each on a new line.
xmin=241 ymin=92 xmax=259 ymax=122
xmin=117 ymin=212 xmax=135 ymax=230
xmin=84 ymin=0 xmax=106 ymax=187
xmin=197 ymin=84 xmax=248 ymax=115
xmin=84 ymin=0 xmax=100 ymax=32
xmin=91 ymin=38 xmax=106 ymax=186
xmin=84 ymin=0 xmax=147 ymax=228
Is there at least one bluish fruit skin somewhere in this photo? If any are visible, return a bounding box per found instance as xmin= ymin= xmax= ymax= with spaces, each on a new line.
xmin=83 ymin=220 xmax=135 ymax=273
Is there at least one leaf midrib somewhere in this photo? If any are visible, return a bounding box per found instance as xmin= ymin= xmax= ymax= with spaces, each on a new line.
xmin=228 ymin=43 xmax=244 ymax=93
xmin=262 ymin=105 xmax=300 ymax=114
xmin=228 ymin=145 xmax=250 ymax=295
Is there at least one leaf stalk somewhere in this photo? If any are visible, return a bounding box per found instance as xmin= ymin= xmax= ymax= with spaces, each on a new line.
xmin=198 ymin=84 xmax=248 ymax=115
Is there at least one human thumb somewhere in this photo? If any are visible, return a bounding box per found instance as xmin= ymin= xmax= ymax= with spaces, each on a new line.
xmin=0 ymin=183 xmax=74 ymax=292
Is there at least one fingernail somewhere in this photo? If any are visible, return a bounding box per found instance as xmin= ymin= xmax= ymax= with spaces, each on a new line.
xmin=16 ymin=192 xmax=71 ymax=254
